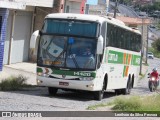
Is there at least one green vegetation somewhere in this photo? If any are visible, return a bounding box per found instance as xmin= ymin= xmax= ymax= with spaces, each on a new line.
xmin=139 ymin=73 xmax=145 ymax=80
xmin=157 ymin=22 xmax=160 ymax=30
xmin=112 ymin=96 xmax=141 ymax=111
xmin=111 ymin=95 xmax=160 ymax=111
xmin=137 ymin=2 xmax=160 ymax=12
xmin=87 ymin=95 xmax=160 ymax=111
xmin=111 ymin=0 xmax=132 ymax=5
xmin=149 ymin=39 xmax=160 ymax=58
xmin=0 ymin=75 xmax=31 ymax=91
xmin=87 ymin=103 xmax=109 ymax=110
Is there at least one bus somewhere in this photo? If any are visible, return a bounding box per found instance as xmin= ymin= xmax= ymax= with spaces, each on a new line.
xmin=35 ymin=13 xmax=141 ymax=100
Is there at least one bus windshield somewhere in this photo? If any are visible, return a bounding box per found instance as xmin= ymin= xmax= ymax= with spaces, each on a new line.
xmin=41 ymin=19 xmax=99 ymax=38
xmin=38 ymin=35 xmax=97 ymax=70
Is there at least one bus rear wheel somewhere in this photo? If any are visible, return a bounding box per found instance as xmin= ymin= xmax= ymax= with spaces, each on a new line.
xmin=48 ymin=87 xmax=58 ymax=95
xmin=122 ymin=79 xmax=132 ymax=95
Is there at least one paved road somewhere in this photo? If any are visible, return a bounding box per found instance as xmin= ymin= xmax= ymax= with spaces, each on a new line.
xmin=1 ymin=59 xmax=160 ymax=120
xmin=0 ymin=58 xmax=158 ymax=111
xmin=118 ymin=4 xmax=138 ymax=17
xmin=149 ymin=27 xmax=160 ymax=38
xmin=109 ymin=2 xmax=138 ymax=17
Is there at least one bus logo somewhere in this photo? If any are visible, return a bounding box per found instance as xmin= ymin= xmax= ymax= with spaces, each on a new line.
xmin=108 ymin=53 xmax=118 ymax=62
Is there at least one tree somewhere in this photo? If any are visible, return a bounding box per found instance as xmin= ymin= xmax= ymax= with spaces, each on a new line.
xmin=152 ymin=38 xmax=160 ymax=51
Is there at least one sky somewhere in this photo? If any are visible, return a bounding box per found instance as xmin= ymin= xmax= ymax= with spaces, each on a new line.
xmin=86 ymin=0 xmax=98 ymax=5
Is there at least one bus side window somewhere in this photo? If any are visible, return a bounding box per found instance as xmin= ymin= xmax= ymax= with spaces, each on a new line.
xmin=107 ymin=24 xmax=113 ymax=46
xmin=136 ymin=35 xmax=141 ymax=52
xmin=112 ymin=26 xmax=117 ymax=47
xmin=124 ymin=31 xmax=129 ymax=50
xmin=122 ymin=30 xmax=127 ymax=49
xmin=127 ymin=31 xmax=131 ymax=50
xmin=118 ymin=28 xmax=123 ymax=48
xmin=130 ymin=33 xmax=134 ymax=51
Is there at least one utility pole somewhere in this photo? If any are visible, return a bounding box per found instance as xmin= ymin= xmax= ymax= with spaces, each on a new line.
xmin=85 ymin=4 xmax=89 ymax=14
xmin=140 ymin=18 xmax=144 ymax=75
xmin=145 ymin=5 xmax=149 ymax=64
xmin=146 ymin=25 xmax=149 ymax=65
xmin=106 ymin=0 xmax=109 ymax=15
xmin=113 ymin=0 xmax=118 ymax=18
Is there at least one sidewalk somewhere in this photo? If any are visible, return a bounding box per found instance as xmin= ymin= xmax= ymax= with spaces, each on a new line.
xmin=0 ymin=62 xmax=37 ymax=85
xmin=0 ymin=62 xmax=148 ymax=85
xmin=142 ymin=63 xmax=148 ymax=75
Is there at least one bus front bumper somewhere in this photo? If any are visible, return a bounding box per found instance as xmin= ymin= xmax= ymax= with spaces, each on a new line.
xmin=37 ymin=76 xmax=98 ymax=91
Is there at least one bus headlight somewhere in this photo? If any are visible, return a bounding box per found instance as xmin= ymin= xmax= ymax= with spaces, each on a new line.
xmin=37 ymin=72 xmax=42 ymax=76
xmin=79 ymin=77 xmax=94 ymax=81
xmin=37 ymin=72 xmax=49 ymax=77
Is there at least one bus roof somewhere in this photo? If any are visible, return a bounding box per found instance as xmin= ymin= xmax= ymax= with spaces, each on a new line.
xmin=46 ymin=13 xmax=141 ymax=35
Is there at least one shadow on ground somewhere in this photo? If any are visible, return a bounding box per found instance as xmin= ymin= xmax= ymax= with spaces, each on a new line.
xmin=0 ymin=87 xmax=118 ymax=102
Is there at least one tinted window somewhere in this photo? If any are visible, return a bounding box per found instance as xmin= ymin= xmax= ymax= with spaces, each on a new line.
xmin=42 ymin=19 xmax=99 ymax=38
xmin=107 ymin=23 xmax=141 ymax=52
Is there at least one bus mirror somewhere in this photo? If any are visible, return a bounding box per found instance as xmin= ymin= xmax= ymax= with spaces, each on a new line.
xmin=97 ymin=36 xmax=103 ymax=54
xmin=30 ymin=30 xmax=40 ymax=55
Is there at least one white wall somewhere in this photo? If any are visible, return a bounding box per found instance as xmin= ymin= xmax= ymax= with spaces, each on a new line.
xmin=16 ymin=0 xmax=54 ymax=7
xmin=65 ymin=1 xmax=81 ymax=13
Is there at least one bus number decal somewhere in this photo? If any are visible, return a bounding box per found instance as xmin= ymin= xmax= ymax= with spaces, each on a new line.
xmin=74 ymin=72 xmax=91 ymax=77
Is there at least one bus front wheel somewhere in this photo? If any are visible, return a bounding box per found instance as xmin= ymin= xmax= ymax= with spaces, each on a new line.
xmin=94 ymin=91 xmax=104 ymax=101
xmin=48 ymin=87 xmax=58 ymax=95
xmin=94 ymin=80 xmax=105 ymax=101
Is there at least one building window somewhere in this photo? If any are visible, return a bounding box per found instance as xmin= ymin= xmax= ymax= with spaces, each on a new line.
xmin=66 ymin=6 xmax=69 ymax=13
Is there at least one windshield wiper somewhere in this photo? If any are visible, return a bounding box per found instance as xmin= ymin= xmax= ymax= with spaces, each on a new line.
xmin=67 ymin=43 xmax=79 ymax=68
xmin=70 ymin=54 xmax=79 ymax=68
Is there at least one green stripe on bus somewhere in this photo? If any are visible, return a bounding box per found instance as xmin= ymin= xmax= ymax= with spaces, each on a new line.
xmin=37 ymin=67 xmax=96 ymax=77
xmin=123 ymin=66 xmax=126 ymax=77
xmin=126 ymin=54 xmax=128 ymax=65
xmin=132 ymin=55 xmax=140 ymax=66
xmin=108 ymin=50 xmax=123 ymax=64
xmin=37 ymin=68 xmax=43 ymax=72
xmin=107 ymin=50 xmax=140 ymax=66
xmin=52 ymin=70 xmax=96 ymax=77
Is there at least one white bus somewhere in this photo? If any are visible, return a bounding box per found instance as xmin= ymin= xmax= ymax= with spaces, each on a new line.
xmin=35 ymin=13 xmax=141 ymax=100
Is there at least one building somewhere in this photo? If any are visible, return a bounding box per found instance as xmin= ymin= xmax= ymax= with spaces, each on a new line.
xmin=0 ymin=0 xmax=87 ymax=68
xmin=88 ymin=0 xmax=109 ymax=15
xmin=64 ymin=0 xmax=86 ymax=14
xmin=1 ymin=0 xmax=59 ymax=65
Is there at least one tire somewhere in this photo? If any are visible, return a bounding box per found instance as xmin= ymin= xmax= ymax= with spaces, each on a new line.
xmin=115 ymin=89 xmax=122 ymax=95
xmin=122 ymin=79 xmax=132 ymax=95
xmin=149 ymin=81 xmax=155 ymax=92
xmin=48 ymin=87 xmax=58 ymax=95
xmin=94 ymin=80 xmax=105 ymax=101
xmin=94 ymin=91 xmax=104 ymax=101
xmin=149 ymin=82 xmax=154 ymax=92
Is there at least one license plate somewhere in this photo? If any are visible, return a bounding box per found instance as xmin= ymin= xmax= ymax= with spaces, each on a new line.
xmin=59 ymin=82 xmax=69 ymax=86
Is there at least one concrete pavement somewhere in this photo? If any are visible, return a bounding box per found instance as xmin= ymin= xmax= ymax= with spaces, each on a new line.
xmin=0 ymin=62 xmax=37 ymax=85
xmin=0 ymin=62 xmax=148 ymax=85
